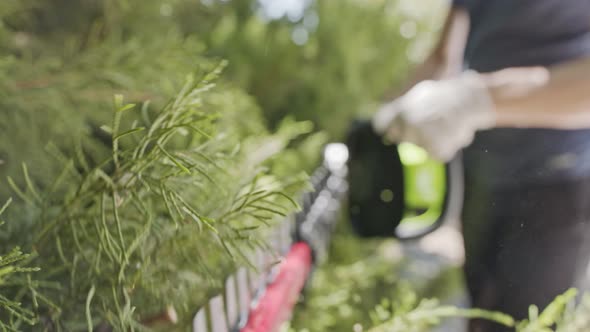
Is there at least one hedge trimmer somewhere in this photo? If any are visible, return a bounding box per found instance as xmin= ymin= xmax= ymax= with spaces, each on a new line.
xmin=189 ymin=120 xmax=463 ymax=332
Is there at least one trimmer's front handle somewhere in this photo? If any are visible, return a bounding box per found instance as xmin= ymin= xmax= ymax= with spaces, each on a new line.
xmin=392 ymin=155 xmax=463 ymax=240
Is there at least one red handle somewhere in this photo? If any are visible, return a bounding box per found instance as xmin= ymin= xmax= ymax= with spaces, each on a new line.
xmin=240 ymin=242 xmax=312 ymax=332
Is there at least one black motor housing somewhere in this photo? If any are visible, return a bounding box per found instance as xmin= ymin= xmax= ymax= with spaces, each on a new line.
xmin=345 ymin=119 xmax=460 ymax=240
xmin=346 ymin=120 xmax=405 ymax=237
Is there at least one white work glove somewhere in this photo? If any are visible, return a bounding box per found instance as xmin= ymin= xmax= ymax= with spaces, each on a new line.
xmin=373 ymin=71 xmax=496 ymax=162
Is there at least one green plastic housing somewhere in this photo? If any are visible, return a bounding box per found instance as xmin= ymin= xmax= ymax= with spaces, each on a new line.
xmin=398 ymin=143 xmax=446 ymax=226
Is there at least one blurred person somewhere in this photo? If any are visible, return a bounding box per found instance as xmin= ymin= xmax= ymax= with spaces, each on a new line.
xmin=374 ymin=2 xmax=590 ymax=331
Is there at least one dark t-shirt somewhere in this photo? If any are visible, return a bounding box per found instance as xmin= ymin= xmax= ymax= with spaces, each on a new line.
xmin=453 ymin=0 xmax=590 ymax=188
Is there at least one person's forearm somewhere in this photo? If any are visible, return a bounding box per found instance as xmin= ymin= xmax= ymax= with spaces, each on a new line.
xmin=490 ymin=57 xmax=590 ymax=128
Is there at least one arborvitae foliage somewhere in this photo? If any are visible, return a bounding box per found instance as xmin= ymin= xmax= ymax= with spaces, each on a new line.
xmin=3 ymin=58 xmax=320 ymax=329
xmin=366 ymin=288 xmax=590 ymax=332
xmin=0 ymin=0 xmax=321 ymax=330
xmin=0 ymin=199 xmax=41 ymax=332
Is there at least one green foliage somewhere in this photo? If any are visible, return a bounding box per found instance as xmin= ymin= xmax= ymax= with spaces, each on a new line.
xmin=555 ymin=293 xmax=590 ymax=332
xmin=0 ymin=199 xmax=41 ymax=332
xmin=289 ymin=220 xmax=590 ymax=331
xmin=0 ymin=247 xmax=40 ymax=332
xmin=2 ymin=67 xmax=315 ymax=330
xmin=515 ymin=288 xmax=590 ymax=332
xmin=515 ymin=289 xmax=579 ymax=332
xmin=293 ymin=275 xmax=590 ymax=332
xmin=287 ymin=220 xmax=512 ymax=332
xmin=0 ymin=1 xmax=217 ymax=203
xmin=0 ymin=0 xmax=320 ymax=329
xmin=287 ymin=219 xmax=405 ymax=331
xmin=367 ymin=286 xmax=513 ymax=332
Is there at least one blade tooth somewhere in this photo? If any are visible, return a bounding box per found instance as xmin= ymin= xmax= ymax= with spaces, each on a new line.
xmin=225 ymin=275 xmax=239 ymax=328
xmin=271 ymin=226 xmax=282 ymax=253
xmin=280 ymin=218 xmax=292 ymax=253
xmin=245 ymin=251 xmax=256 ymax=292
xmin=236 ymin=267 xmax=251 ymax=314
xmin=256 ymin=248 xmax=265 ymax=270
xmin=248 ymin=249 xmax=265 ymax=293
xmin=193 ymin=307 xmax=208 ymax=332
xmin=248 ymin=268 xmax=258 ymax=293
xmin=265 ymin=257 xmax=282 ymax=285
xmin=209 ymin=295 xmax=229 ymax=332
xmin=256 ymin=248 xmax=268 ymax=285
xmin=263 ymin=236 xmax=277 ymax=272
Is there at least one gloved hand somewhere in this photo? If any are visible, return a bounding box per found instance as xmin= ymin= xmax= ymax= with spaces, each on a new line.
xmin=372 ymin=70 xmax=496 ymax=162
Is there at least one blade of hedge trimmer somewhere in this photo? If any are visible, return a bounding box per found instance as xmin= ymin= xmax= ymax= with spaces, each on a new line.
xmin=191 ymin=143 xmax=348 ymax=332
xmin=240 ymin=242 xmax=312 ymax=332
